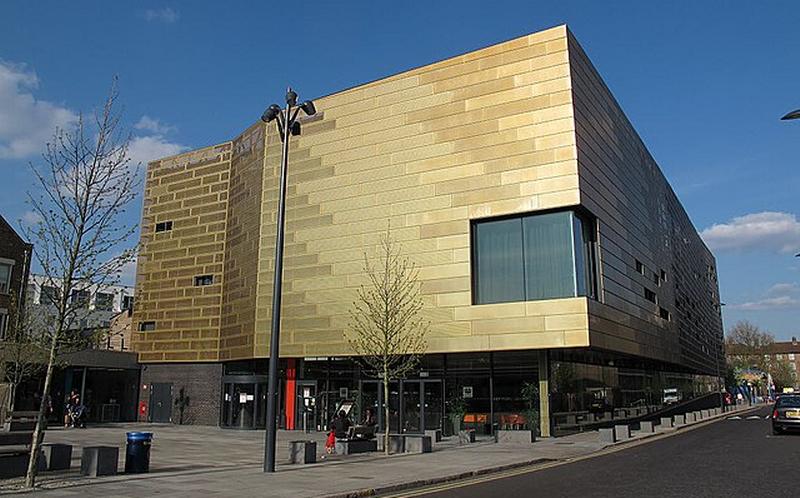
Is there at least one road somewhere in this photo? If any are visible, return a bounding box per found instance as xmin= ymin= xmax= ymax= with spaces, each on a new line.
xmin=406 ymin=406 xmax=795 ymax=498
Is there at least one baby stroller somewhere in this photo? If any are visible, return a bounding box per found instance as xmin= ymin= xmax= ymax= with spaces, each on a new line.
xmin=68 ymin=404 xmax=87 ymax=428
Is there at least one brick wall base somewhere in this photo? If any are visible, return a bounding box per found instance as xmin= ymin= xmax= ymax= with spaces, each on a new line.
xmin=140 ymin=363 xmax=222 ymax=426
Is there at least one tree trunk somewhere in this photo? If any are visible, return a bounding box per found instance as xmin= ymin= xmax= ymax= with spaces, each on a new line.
xmin=9 ymin=382 xmax=17 ymax=413
xmin=383 ymin=365 xmax=390 ymax=456
xmin=24 ymin=334 xmax=57 ymax=488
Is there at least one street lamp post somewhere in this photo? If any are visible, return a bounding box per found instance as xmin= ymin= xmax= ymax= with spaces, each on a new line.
xmin=260 ymin=88 xmax=317 ymax=473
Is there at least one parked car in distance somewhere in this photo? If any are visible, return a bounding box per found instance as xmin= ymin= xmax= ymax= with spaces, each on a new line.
xmin=771 ymin=395 xmax=800 ymax=435
xmin=663 ymin=388 xmax=682 ymax=405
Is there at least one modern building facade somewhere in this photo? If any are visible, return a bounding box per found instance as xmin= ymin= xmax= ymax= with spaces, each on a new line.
xmin=132 ymin=25 xmax=723 ymax=434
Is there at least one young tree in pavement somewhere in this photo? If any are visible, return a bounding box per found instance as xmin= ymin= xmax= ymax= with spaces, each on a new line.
xmin=347 ymin=227 xmax=429 ymax=455
xmin=22 ymin=80 xmax=138 ymax=488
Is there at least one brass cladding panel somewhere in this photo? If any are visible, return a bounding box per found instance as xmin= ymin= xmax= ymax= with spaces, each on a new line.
xmin=134 ymin=24 xmax=718 ymax=366
xmin=132 ymin=143 xmax=232 ymax=362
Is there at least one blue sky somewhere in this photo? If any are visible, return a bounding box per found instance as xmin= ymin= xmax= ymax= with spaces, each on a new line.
xmin=1 ymin=1 xmax=799 ymax=338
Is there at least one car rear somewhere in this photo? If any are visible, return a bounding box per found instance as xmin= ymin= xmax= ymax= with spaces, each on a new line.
xmin=772 ymin=395 xmax=800 ymax=434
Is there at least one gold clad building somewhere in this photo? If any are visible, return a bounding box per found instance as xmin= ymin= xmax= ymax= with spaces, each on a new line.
xmin=132 ymin=25 xmax=723 ymax=436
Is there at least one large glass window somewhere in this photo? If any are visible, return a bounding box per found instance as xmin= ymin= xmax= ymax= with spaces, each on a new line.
xmin=0 ymin=262 xmax=12 ymax=294
xmin=472 ymin=210 xmax=597 ymax=305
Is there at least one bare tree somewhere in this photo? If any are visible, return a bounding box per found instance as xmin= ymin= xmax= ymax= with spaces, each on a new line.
xmin=0 ymin=293 xmax=46 ymax=413
xmin=22 ymin=80 xmax=138 ymax=487
xmin=347 ymin=227 xmax=428 ymax=454
xmin=725 ymin=321 xmax=774 ymax=373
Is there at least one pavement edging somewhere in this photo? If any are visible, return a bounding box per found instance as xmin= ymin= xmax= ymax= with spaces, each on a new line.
xmin=321 ymin=458 xmax=556 ymax=498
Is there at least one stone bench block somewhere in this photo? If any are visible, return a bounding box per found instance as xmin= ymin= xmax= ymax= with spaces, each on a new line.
xmin=289 ymin=440 xmax=316 ymax=464
xmin=614 ymin=424 xmax=631 ymax=441
xmin=639 ymin=421 xmax=656 ymax=433
xmin=497 ymin=430 xmax=535 ymax=444
xmin=335 ymin=439 xmax=376 ymax=455
xmin=701 ymin=409 xmax=710 ymax=419
xmin=42 ymin=443 xmax=72 ymax=471
xmin=598 ymin=428 xmax=616 ymax=443
xmin=81 ymin=446 xmax=118 ymax=477
xmin=377 ymin=435 xmax=405 ymax=453
xmin=674 ymin=414 xmax=686 ymax=425
xmin=404 ymin=435 xmax=432 ymax=454
xmin=660 ymin=417 xmax=673 ymax=428
xmin=685 ymin=412 xmax=696 ymax=423
xmin=425 ymin=429 xmax=442 ymax=443
xmin=458 ymin=430 xmax=476 ymax=444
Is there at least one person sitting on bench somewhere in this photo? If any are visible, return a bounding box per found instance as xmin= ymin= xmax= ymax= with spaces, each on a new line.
xmin=331 ymin=410 xmax=352 ymax=439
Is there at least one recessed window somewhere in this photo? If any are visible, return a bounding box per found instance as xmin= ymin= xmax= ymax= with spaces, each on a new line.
xmin=122 ymin=295 xmax=134 ymax=311
xmin=0 ymin=261 xmax=13 ymax=294
xmin=659 ymin=307 xmax=670 ymax=321
xmin=644 ymin=288 xmax=657 ymax=304
xmin=471 ymin=210 xmax=597 ymax=305
xmin=71 ymin=289 xmax=90 ymax=308
xmin=660 ymin=269 xmax=667 ymax=282
xmin=0 ymin=309 xmax=7 ymax=339
xmin=40 ymin=285 xmax=60 ymax=306
xmin=653 ymin=272 xmax=660 ymax=286
xmin=139 ymin=321 xmax=156 ymax=332
xmin=155 ymin=221 xmax=173 ymax=233
xmin=194 ymin=275 xmax=214 ymax=286
xmin=635 ymin=260 xmax=645 ymax=275
xmin=95 ymin=292 xmax=114 ymax=311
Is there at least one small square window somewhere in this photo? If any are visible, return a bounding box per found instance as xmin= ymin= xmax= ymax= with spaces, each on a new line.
xmin=194 ymin=275 xmax=214 ymax=286
xmin=644 ymin=288 xmax=657 ymax=304
xmin=155 ymin=221 xmax=173 ymax=233
xmin=139 ymin=321 xmax=156 ymax=332
xmin=659 ymin=307 xmax=670 ymax=321
xmin=653 ymin=272 xmax=660 ymax=286
xmin=635 ymin=260 xmax=645 ymax=275
xmin=0 ymin=262 xmax=13 ymax=294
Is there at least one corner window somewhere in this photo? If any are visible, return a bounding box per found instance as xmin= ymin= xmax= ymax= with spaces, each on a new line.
xmin=0 ymin=261 xmax=13 ymax=294
xmin=471 ymin=210 xmax=597 ymax=305
xmin=155 ymin=221 xmax=173 ymax=233
xmin=194 ymin=275 xmax=214 ymax=286
xmin=139 ymin=321 xmax=156 ymax=332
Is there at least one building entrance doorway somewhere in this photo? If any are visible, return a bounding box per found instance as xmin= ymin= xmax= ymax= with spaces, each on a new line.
xmin=149 ymin=383 xmax=172 ymax=423
xmin=221 ymin=375 xmax=267 ymax=429
xmin=296 ymin=380 xmax=318 ymax=432
xmin=359 ymin=379 xmax=442 ymax=434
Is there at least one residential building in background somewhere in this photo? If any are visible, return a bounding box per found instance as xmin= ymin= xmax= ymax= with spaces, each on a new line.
xmin=12 ymin=275 xmax=140 ymax=423
xmin=132 ymin=25 xmax=723 ymax=434
xmin=0 ymin=215 xmax=33 ymax=420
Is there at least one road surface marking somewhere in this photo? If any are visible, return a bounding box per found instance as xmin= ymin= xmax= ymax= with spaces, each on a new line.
xmin=728 ymin=416 xmax=742 ymax=420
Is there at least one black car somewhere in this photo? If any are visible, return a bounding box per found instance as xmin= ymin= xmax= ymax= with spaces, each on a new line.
xmin=771 ymin=395 xmax=800 ymax=435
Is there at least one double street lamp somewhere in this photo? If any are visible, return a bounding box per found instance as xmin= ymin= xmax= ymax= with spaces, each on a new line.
xmin=780 ymin=110 xmax=799 ymax=257
xmin=260 ymin=88 xmax=317 ymax=473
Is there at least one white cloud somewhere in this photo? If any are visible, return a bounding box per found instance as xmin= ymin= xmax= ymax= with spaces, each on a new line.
xmin=0 ymin=61 xmax=78 ymax=159
xmin=730 ymin=281 xmax=800 ymax=310
xmin=21 ymin=210 xmax=43 ymax=225
xmin=128 ymin=135 xmax=188 ymax=168
xmin=134 ymin=115 xmax=176 ymax=135
xmin=700 ymin=211 xmax=800 ymax=254
xmin=143 ymin=8 xmax=179 ymax=23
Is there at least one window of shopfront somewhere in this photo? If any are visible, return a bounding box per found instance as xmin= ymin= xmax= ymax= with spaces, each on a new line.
xmin=471 ymin=210 xmax=597 ymax=305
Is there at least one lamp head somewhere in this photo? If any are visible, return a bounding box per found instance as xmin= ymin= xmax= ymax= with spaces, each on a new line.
xmin=300 ymin=100 xmax=317 ymax=116
xmin=290 ymin=121 xmax=301 ymax=136
xmin=781 ymin=109 xmax=800 ymax=121
xmin=286 ymin=88 xmax=298 ymax=106
xmin=261 ymin=104 xmax=281 ymax=123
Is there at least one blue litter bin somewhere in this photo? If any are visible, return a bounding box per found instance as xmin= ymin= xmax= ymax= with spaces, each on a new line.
xmin=125 ymin=432 xmax=153 ymax=473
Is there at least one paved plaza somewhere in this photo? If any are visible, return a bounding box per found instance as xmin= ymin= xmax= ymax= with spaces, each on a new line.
xmin=0 ymin=405 xmax=756 ymax=498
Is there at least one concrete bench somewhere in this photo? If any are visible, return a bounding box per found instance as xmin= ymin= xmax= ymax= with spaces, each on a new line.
xmin=377 ymin=435 xmax=405 ymax=453
xmin=404 ymin=435 xmax=432 ymax=454
xmin=42 ymin=443 xmax=72 ymax=471
xmin=425 ymin=429 xmax=442 ymax=443
xmin=598 ymin=428 xmax=616 ymax=443
xmin=639 ymin=421 xmax=656 ymax=433
xmin=81 ymin=446 xmax=118 ymax=477
xmin=458 ymin=429 xmax=476 ymax=444
xmin=685 ymin=412 xmax=697 ymax=423
xmin=289 ymin=440 xmax=316 ymax=464
xmin=335 ymin=438 xmax=377 ymax=455
xmin=0 ymin=430 xmax=45 ymax=478
xmin=614 ymin=424 xmax=631 ymax=441
xmin=660 ymin=417 xmax=674 ymax=429
xmin=701 ymin=409 xmax=711 ymax=419
xmin=674 ymin=414 xmax=686 ymax=425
